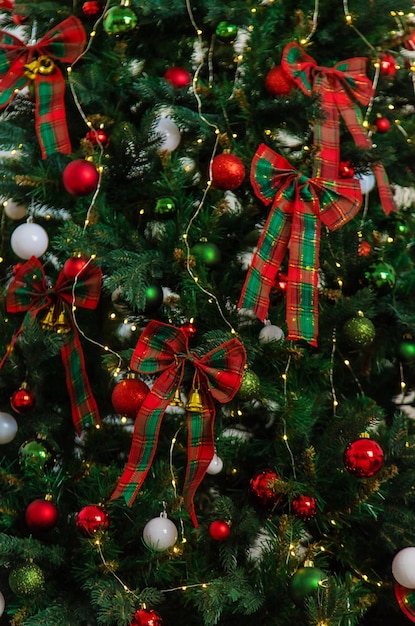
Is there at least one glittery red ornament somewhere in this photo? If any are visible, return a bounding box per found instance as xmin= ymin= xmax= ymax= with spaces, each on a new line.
xmin=10 ymin=384 xmax=35 ymax=414
xmin=380 ymin=53 xmax=397 ymax=77
xmin=25 ymin=499 xmax=59 ymax=532
xmin=164 ymin=66 xmax=191 ymax=89
xmin=209 ymin=520 xmax=231 ymax=541
xmin=292 ymin=494 xmax=316 ymax=520
xmin=63 ymin=160 xmax=99 ymax=197
xmin=249 ymin=469 xmax=281 ymax=508
xmin=130 ymin=608 xmax=163 ymax=626
xmin=338 ymin=161 xmax=355 ymax=179
xmin=85 ymin=128 xmax=110 ymax=147
xmin=76 ymin=504 xmax=109 ymax=537
xmin=374 ymin=117 xmax=391 ymax=134
xmin=63 ymin=256 xmax=90 ymax=280
xmin=265 ymin=65 xmax=293 ymax=97
xmin=343 ymin=436 xmax=384 ymax=477
xmin=211 ymin=153 xmax=246 ymax=190
xmin=82 ymin=0 xmax=104 ymax=17
xmin=111 ymin=377 xmax=149 ymax=419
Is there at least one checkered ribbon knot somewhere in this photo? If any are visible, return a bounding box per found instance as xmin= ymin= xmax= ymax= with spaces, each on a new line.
xmin=238 ymin=145 xmax=362 ymax=346
xmin=282 ymin=42 xmax=395 ymax=214
xmin=1 ymin=256 xmax=101 ymax=433
xmin=111 ymin=320 xmax=246 ymax=527
xmin=0 ymin=16 xmax=86 ymax=158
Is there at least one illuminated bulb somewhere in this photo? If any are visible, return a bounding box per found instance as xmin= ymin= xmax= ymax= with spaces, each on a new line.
xmin=344 ymin=359 xmax=350 ymax=366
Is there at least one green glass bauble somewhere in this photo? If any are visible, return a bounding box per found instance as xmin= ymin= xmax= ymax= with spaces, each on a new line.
xmin=18 ymin=438 xmax=55 ymax=472
xmin=144 ymin=283 xmax=164 ymax=312
xmin=155 ymin=197 xmax=176 ymax=216
xmin=103 ymin=5 xmax=138 ymax=35
xmin=192 ymin=242 xmax=221 ymax=267
xmin=399 ymin=338 xmax=415 ymax=361
xmin=343 ymin=315 xmax=376 ymax=350
xmin=237 ymin=369 xmax=260 ymax=401
xmin=215 ymin=21 xmax=238 ymax=43
xmin=289 ymin=566 xmax=326 ymax=606
xmin=9 ymin=563 xmax=45 ymax=597
xmin=365 ymin=260 xmax=396 ymax=295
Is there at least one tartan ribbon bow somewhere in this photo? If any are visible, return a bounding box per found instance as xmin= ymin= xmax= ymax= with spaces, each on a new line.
xmin=238 ymin=144 xmax=362 ymax=346
xmin=0 ymin=16 xmax=86 ymax=159
xmin=111 ymin=320 xmax=246 ymax=527
xmin=0 ymin=256 xmax=101 ymax=433
xmin=282 ymin=42 xmax=395 ymax=214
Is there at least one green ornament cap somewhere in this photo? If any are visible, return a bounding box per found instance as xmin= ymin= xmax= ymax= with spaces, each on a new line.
xmin=103 ymin=4 xmax=138 ymax=35
xmin=9 ymin=563 xmax=45 ymax=597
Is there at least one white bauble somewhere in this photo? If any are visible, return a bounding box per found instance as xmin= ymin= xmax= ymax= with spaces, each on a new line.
xmin=355 ymin=171 xmax=376 ymax=194
xmin=153 ymin=118 xmax=181 ymax=152
xmin=0 ymin=412 xmax=18 ymax=444
xmin=143 ymin=514 xmax=178 ymax=551
xmin=3 ymin=199 xmax=27 ymax=220
xmin=206 ymin=453 xmax=223 ymax=475
xmin=0 ymin=591 xmax=4 ymax=617
xmin=259 ymin=324 xmax=285 ymax=344
xmin=10 ymin=222 xmax=49 ymax=259
xmin=392 ymin=547 xmax=415 ymax=588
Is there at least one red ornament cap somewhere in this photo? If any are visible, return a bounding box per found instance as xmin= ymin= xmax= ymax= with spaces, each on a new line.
xmin=374 ymin=117 xmax=391 ymax=134
xmin=111 ymin=377 xmax=150 ymax=419
xmin=10 ymin=383 xmax=36 ymax=414
xmin=209 ymin=520 xmax=231 ymax=541
xmin=292 ymin=494 xmax=316 ymax=520
xmin=211 ymin=153 xmax=246 ymax=190
xmin=343 ymin=436 xmax=384 ymax=477
xmin=249 ymin=469 xmax=281 ymax=508
xmin=25 ymin=498 xmax=59 ymax=532
xmin=76 ymin=504 xmax=109 ymax=537
xmin=265 ymin=65 xmax=293 ymax=97
xmin=164 ymin=66 xmax=191 ymax=89
xmin=130 ymin=608 xmax=163 ymax=626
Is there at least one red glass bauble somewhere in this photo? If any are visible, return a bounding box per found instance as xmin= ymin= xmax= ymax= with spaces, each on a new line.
xmin=82 ymin=0 xmax=104 ymax=17
xmin=111 ymin=377 xmax=150 ymax=419
xmin=404 ymin=31 xmax=415 ymax=51
xmin=76 ymin=504 xmax=109 ymax=537
xmin=85 ymin=128 xmax=110 ymax=147
xmin=338 ymin=161 xmax=355 ymax=179
xmin=374 ymin=117 xmax=391 ymax=134
xmin=292 ymin=494 xmax=316 ymax=520
xmin=211 ymin=153 xmax=246 ymax=190
xmin=63 ymin=159 xmax=99 ymax=197
xmin=380 ymin=53 xmax=397 ymax=77
xmin=209 ymin=520 xmax=231 ymax=541
xmin=10 ymin=385 xmax=35 ymax=414
xmin=164 ymin=66 xmax=191 ymax=89
xmin=130 ymin=608 xmax=163 ymax=626
xmin=395 ymin=582 xmax=415 ymax=622
xmin=25 ymin=498 xmax=59 ymax=532
xmin=343 ymin=436 xmax=384 ymax=477
xmin=249 ymin=469 xmax=281 ymax=508
xmin=63 ymin=256 xmax=89 ymax=280
xmin=181 ymin=322 xmax=197 ymax=337
xmin=0 ymin=0 xmax=14 ymax=10
xmin=265 ymin=65 xmax=293 ymax=97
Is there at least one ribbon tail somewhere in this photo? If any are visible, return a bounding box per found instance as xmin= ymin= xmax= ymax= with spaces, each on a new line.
xmin=372 ymin=162 xmax=396 ymax=214
xmin=238 ymin=203 xmax=292 ymax=321
xmin=183 ymin=394 xmax=215 ymax=527
xmin=60 ymin=330 xmax=100 ymax=434
xmin=35 ymin=71 xmax=71 ymax=159
xmin=111 ymin=365 xmax=181 ymax=506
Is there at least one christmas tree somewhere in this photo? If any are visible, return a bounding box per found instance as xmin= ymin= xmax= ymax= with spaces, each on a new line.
xmin=1 ymin=0 xmax=415 ymax=624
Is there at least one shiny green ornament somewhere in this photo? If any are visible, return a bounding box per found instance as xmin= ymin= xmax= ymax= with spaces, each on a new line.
xmin=19 ymin=438 xmax=55 ymax=472
xmin=9 ymin=563 xmax=45 ymax=597
xmin=144 ymin=283 xmax=164 ymax=312
xmin=237 ymin=369 xmax=260 ymax=401
xmin=399 ymin=338 xmax=415 ymax=361
xmin=289 ymin=565 xmax=326 ymax=606
xmin=192 ymin=242 xmax=221 ymax=267
xmin=365 ymin=260 xmax=396 ymax=295
xmin=155 ymin=197 xmax=176 ymax=216
xmin=103 ymin=4 xmax=138 ymax=35
xmin=215 ymin=21 xmax=238 ymax=43
xmin=343 ymin=315 xmax=376 ymax=350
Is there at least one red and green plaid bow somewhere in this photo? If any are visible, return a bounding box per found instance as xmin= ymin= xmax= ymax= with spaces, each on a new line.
xmin=0 ymin=256 xmax=101 ymax=433
xmin=111 ymin=320 xmax=246 ymax=527
xmin=0 ymin=16 xmax=86 ymax=159
xmin=238 ymin=144 xmax=362 ymax=346
xmin=282 ymin=42 xmax=395 ymax=214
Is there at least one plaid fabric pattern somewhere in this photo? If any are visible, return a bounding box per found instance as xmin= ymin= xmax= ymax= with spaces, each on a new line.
xmin=2 ymin=256 xmax=101 ymax=433
xmin=0 ymin=17 xmax=86 ymax=158
xmin=111 ymin=320 xmax=246 ymax=527
xmin=239 ymin=145 xmax=362 ymax=346
xmin=282 ymin=43 xmax=396 ymax=214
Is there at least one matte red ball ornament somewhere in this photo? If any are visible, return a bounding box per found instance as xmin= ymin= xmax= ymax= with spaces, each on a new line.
xmin=249 ymin=469 xmax=281 ymax=508
xmin=63 ymin=256 xmax=89 ymax=280
xmin=10 ymin=384 xmax=35 ymax=414
xmin=164 ymin=66 xmax=191 ymax=89
xmin=339 ymin=161 xmax=355 ymax=179
xmin=211 ymin=153 xmax=246 ymax=190
xmin=292 ymin=494 xmax=316 ymax=520
xmin=343 ymin=436 xmax=384 ymax=477
xmin=265 ymin=65 xmax=293 ymax=97
xmin=82 ymin=1 xmax=104 ymax=17
xmin=209 ymin=520 xmax=231 ymax=541
xmin=85 ymin=128 xmax=110 ymax=147
xmin=76 ymin=504 xmax=109 ymax=537
xmin=25 ymin=498 xmax=59 ymax=532
xmin=130 ymin=608 xmax=163 ymax=626
xmin=63 ymin=159 xmax=99 ymax=197
xmin=374 ymin=117 xmax=391 ymax=134
xmin=380 ymin=53 xmax=397 ymax=77
xmin=111 ymin=377 xmax=150 ymax=419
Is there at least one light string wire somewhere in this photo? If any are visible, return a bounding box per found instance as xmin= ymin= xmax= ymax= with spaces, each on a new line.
xmin=303 ymin=0 xmax=319 ymax=44
xmin=169 ymin=427 xmax=186 ymax=543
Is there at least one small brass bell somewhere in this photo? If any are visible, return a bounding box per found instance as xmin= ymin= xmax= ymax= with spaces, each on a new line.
xmin=38 ymin=55 xmax=55 ymax=76
xmin=53 ymin=309 xmax=71 ymax=335
xmin=170 ymin=388 xmax=184 ymax=407
xmin=186 ymin=387 xmax=203 ymax=412
xmin=39 ymin=305 xmax=56 ymax=331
